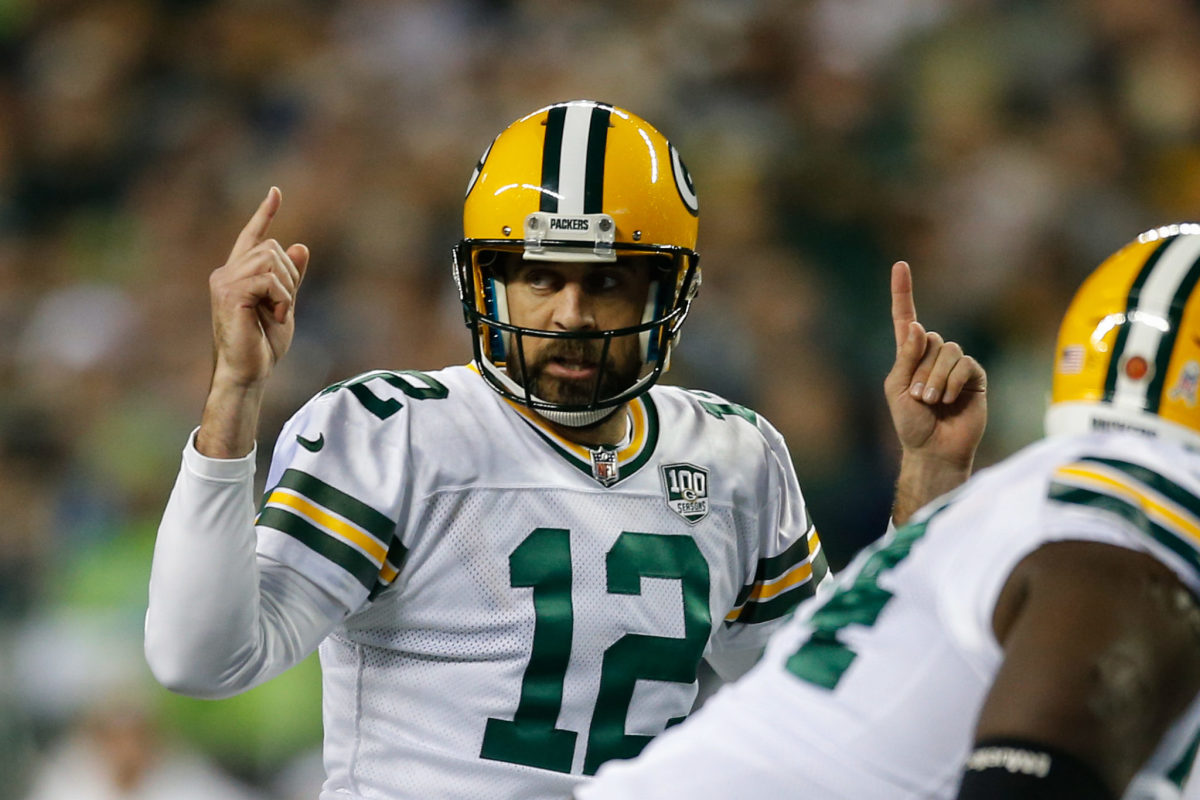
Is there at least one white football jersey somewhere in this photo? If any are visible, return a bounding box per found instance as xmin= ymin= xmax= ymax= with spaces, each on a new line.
xmin=254 ymin=365 xmax=826 ymax=799
xmin=579 ymin=431 xmax=1200 ymax=800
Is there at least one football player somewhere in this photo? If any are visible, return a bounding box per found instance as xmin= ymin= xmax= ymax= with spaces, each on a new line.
xmin=144 ymin=100 xmax=985 ymax=799
xmin=577 ymin=225 xmax=1200 ymax=800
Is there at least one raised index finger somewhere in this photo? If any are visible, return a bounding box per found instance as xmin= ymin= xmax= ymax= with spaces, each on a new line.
xmin=891 ymin=260 xmax=918 ymax=350
xmin=229 ymin=186 xmax=282 ymax=261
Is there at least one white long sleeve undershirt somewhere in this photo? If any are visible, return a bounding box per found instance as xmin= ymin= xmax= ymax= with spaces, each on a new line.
xmin=144 ymin=431 xmax=346 ymax=699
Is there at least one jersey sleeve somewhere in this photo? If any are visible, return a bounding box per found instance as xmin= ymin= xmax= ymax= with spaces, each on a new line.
xmin=940 ymin=450 xmax=1200 ymax=662
xmin=145 ymin=430 xmax=348 ymax=699
xmin=1041 ymin=453 xmax=1200 ymax=598
xmin=255 ymin=382 xmax=410 ymax=615
xmin=707 ymin=414 xmax=831 ymax=677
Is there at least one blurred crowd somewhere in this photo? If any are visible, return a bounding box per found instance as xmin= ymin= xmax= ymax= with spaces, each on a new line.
xmin=1 ymin=0 xmax=1198 ymax=796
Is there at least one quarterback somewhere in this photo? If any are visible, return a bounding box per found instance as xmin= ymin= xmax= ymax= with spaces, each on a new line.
xmin=578 ymin=226 xmax=1200 ymax=800
xmin=144 ymin=101 xmax=986 ymax=799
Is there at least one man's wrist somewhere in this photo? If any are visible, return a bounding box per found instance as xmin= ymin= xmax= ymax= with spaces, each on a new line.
xmin=195 ymin=426 xmax=257 ymax=459
xmin=184 ymin=428 xmax=257 ymax=478
xmin=196 ymin=378 xmax=267 ymax=459
xmin=892 ymin=450 xmax=972 ymax=524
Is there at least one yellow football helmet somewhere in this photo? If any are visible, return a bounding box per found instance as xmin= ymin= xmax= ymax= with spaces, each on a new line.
xmin=453 ymin=100 xmax=702 ymax=425
xmin=1046 ymin=223 xmax=1200 ymax=449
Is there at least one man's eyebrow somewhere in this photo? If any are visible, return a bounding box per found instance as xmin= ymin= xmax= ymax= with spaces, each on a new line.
xmin=512 ymin=259 xmax=639 ymax=273
xmin=606 ymin=254 xmax=669 ymax=270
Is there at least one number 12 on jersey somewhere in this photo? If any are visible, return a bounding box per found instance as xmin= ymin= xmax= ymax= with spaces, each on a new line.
xmin=480 ymin=527 xmax=711 ymax=775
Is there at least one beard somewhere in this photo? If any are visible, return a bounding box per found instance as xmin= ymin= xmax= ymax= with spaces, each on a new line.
xmin=508 ymin=334 xmax=642 ymax=406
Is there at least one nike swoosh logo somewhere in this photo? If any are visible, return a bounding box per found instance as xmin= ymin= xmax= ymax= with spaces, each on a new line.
xmin=296 ymin=433 xmax=325 ymax=452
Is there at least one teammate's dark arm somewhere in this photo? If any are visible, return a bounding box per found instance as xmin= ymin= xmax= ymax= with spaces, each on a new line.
xmin=957 ymin=540 xmax=1200 ymax=799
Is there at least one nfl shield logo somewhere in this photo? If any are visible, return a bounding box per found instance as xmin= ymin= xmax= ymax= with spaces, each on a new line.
xmin=1170 ymin=360 xmax=1200 ymax=407
xmin=590 ymin=448 xmax=620 ymax=487
xmin=660 ymin=463 xmax=709 ymax=524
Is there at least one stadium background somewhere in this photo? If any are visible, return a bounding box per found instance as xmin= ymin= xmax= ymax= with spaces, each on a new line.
xmin=1 ymin=0 xmax=1196 ymax=796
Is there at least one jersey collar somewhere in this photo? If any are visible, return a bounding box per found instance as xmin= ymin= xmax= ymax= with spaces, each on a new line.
xmin=470 ymin=364 xmax=660 ymax=487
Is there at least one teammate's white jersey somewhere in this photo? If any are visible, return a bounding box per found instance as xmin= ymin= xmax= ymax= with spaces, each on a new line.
xmin=152 ymin=365 xmax=827 ymax=800
xmin=579 ymin=431 xmax=1200 ymax=800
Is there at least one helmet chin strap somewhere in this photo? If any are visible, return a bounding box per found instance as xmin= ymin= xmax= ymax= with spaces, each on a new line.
xmin=482 ymin=357 xmax=623 ymax=427
xmin=534 ymin=404 xmax=622 ymax=428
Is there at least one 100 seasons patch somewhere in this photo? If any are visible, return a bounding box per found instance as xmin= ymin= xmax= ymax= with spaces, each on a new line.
xmin=660 ymin=463 xmax=709 ymax=524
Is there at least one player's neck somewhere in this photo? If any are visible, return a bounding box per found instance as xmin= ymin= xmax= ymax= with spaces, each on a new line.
xmin=539 ymin=405 xmax=632 ymax=449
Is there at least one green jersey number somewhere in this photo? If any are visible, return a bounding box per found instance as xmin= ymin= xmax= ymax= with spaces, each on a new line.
xmin=786 ymin=516 xmax=934 ymax=689
xmin=480 ymin=528 xmax=711 ymax=775
xmin=687 ymin=390 xmax=758 ymax=425
xmin=321 ymin=370 xmax=448 ymax=420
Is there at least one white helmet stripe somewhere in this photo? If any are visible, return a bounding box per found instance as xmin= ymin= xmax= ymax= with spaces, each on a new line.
xmin=557 ymin=102 xmax=598 ymax=215
xmin=1111 ymin=234 xmax=1200 ymax=410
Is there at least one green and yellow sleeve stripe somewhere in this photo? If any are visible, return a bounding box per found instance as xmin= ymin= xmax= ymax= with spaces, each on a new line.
xmin=1049 ymin=456 xmax=1200 ymax=578
xmin=726 ymin=524 xmax=829 ymax=625
xmin=257 ymin=468 xmax=407 ymax=596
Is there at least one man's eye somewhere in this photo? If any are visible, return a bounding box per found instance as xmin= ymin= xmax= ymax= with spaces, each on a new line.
xmin=588 ymin=272 xmax=622 ymax=292
xmin=525 ymin=270 xmax=557 ymax=289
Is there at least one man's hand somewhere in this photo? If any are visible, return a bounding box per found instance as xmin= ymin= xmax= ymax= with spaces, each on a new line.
xmin=884 ymin=261 xmax=986 ymax=524
xmin=196 ymin=188 xmax=309 ymax=458
xmin=210 ymin=186 xmax=309 ymax=387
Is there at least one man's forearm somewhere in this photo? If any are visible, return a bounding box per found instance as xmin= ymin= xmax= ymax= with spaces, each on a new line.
xmin=145 ymin=433 xmax=344 ymax=699
xmin=144 ymin=436 xmax=263 ymax=696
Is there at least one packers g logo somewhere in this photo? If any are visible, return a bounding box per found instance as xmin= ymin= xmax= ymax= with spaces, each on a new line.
xmin=669 ymin=143 xmax=699 ymax=217
xmin=465 ymin=137 xmax=495 ymax=198
xmin=661 ymin=463 xmax=709 ymax=524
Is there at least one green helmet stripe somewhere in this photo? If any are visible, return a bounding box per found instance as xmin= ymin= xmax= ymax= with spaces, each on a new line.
xmin=539 ymin=105 xmax=567 ymax=212
xmin=1147 ymin=250 xmax=1200 ymax=411
xmin=1103 ymin=236 xmax=1173 ymax=403
xmin=583 ymin=104 xmax=611 ymax=214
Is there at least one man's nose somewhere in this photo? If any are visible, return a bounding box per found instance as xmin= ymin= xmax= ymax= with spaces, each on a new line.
xmin=551 ymin=282 xmax=596 ymax=330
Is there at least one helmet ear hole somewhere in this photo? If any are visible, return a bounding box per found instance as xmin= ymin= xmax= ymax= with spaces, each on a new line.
xmin=476 ymin=249 xmax=520 ymax=280
xmin=476 ymin=249 xmax=501 ymax=270
xmin=647 ymin=253 xmax=674 ymax=277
